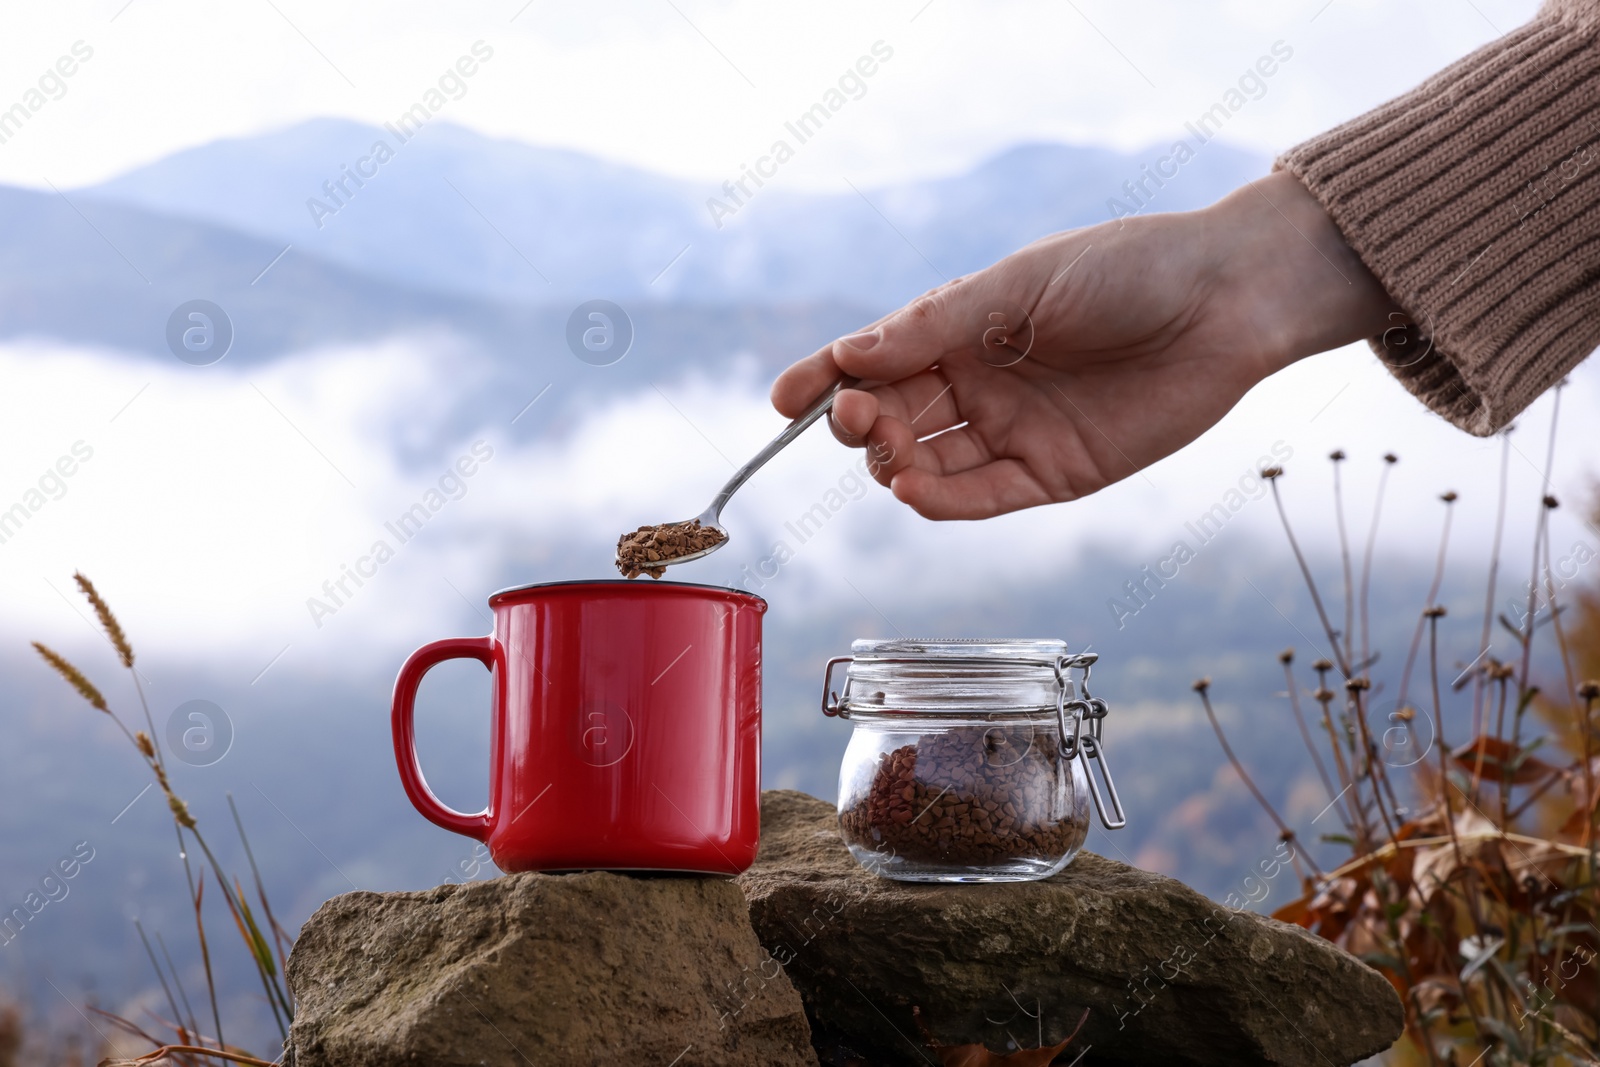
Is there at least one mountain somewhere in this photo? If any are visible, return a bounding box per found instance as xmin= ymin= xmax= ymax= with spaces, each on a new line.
xmin=83 ymin=119 xmax=1267 ymax=307
xmin=0 ymin=182 xmax=873 ymax=371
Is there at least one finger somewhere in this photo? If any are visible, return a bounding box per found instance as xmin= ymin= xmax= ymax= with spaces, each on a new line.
xmin=773 ymin=276 xmax=990 ymax=418
xmin=878 ymin=370 xmax=962 ymax=439
xmin=831 ymin=370 xmax=962 ymax=450
xmin=830 ymin=280 xmax=994 ymax=384
xmin=917 ymin=423 xmax=993 ymax=473
xmin=859 ymin=412 xmax=923 ymax=488
xmin=770 ymin=299 xmax=913 ymax=417
xmin=829 ymin=387 xmax=881 ymax=441
xmin=890 ymin=461 xmax=1058 ymax=521
xmin=771 ymin=348 xmax=847 ymax=418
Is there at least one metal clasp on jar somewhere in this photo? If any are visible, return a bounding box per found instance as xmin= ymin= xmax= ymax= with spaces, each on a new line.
xmin=821 ymin=656 xmax=852 ymax=718
xmin=1055 ymin=653 xmax=1127 ymax=831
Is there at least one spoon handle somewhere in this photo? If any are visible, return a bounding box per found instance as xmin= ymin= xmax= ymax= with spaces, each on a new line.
xmin=703 ymin=376 xmax=860 ymax=523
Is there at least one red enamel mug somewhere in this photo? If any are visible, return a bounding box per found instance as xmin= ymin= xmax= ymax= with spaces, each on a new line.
xmin=391 ymin=580 xmax=767 ymax=875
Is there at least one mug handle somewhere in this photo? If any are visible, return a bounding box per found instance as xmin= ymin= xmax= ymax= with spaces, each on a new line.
xmin=391 ymin=636 xmax=498 ymax=841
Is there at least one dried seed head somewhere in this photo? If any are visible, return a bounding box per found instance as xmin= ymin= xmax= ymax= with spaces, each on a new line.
xmin=1192 ymin=677 xmax=1211 ymax=693
xmin=1329 ymin=449 xmax=1346 ymax=462
xmin=1278 ymin=648 xmax=1294 ymax=665
xmin=1383 ymin=453 xmax=1398 ymax=464
xmin=1395 ymin=706 xmax=1416 ymax=721
xmin=135 ymin=731 xmax=156 ymax=760
xmin=1278 ymin=828 xmax=1295 ymax=843
xmin=74 ymin=573 xmax=133 ymax=669
xmin=1543 ymin=494 xmax=1559 ymax=509
xmin=1312 ymin=658 xmax=1333 ymax=673
xmin=1261 ymin=466 xmax=1283 ymax=479
xmin=1492 ymin=663 xmax=1516 ymax=681
xmin=1424 ymin=605 xmax=1447 ymax=618
xmin=1578 ymin=680 xmax=1600 ymax=701
xmin=1345 ymin=676 xmax=1372 ymax=692
xmin=1313 ymin=687 xmax=1335 ymax=702
xmin=32 ymin=642 xmax=108 ymax=712
xmin=167 ymin=793 xmax=197 ymax=829
xmin=1440 ymin=491 xmax=1458 ymax=503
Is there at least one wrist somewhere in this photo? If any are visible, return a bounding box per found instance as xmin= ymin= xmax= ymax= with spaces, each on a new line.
xmin=1204 ymin=170 xmax=1398 ymax=379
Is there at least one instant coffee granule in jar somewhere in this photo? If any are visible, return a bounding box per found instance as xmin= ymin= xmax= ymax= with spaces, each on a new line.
xmin=838 ymin=724 xmax=1083 ymax=867
xmin=822 ymin=639 xmax=1125 ymax=882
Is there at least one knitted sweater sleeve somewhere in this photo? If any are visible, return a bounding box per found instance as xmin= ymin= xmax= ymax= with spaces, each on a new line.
xmin=1275 ymin=0 xmax=1600 ymax=435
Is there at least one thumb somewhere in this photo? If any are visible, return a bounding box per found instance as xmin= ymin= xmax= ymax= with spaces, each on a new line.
xmin=831 ymin=278 xmax=998 ymax=383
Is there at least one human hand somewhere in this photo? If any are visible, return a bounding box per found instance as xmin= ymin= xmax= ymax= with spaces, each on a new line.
xmin=771 ymin=171 xmax=1397 ymax=519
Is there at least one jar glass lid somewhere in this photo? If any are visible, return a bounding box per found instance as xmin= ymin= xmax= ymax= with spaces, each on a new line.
xmin=838 ymin=637 xmax=1072 ymax=715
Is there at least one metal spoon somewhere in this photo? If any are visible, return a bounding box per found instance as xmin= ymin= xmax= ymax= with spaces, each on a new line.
xmin=645 ymin=376 xmax=860 ymax=569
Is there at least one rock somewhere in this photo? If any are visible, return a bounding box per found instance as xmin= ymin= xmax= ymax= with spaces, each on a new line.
xmin=286 ymin=870 xmax=814 ymax=1067
xmin=738 ymin=790 xmax=1403 ymax=1067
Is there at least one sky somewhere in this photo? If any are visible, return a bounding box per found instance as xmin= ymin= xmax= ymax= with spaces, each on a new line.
xmin=2 ymin=0 xmax=1592 ymax=676
xmin=0 ymin=0 xmax=1542 ymax=191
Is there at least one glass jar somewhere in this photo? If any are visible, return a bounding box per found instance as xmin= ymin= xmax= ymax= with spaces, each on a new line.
xmin=821 ymin=638 xmax=1125 ymax=883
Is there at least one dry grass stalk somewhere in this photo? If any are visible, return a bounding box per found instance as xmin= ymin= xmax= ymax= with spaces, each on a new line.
xmin=31 ymin=576 xmax=293 ymax=1065
xmin=32 ymin=642 xmax=108 ymax=712
xmin=73 ymin=572 xmax=133 ymax=669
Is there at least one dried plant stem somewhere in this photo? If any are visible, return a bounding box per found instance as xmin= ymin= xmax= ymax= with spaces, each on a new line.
xmin=229 ymin=794 xmax=292 ymax=981
xmin=155 ymin=929 xmax=201 ymax=1043
xmin=1473 ymin=432 xmax=1513 ymax=736
xmin=1428 ymin=609 xmax=1490 ymax=955
xmin=1282 ymin=657 xmax=1344 ymax=823
xmin=1506 ymin=766 xmax=1567 ymax=821
xmin=188 ymin=825 xmax=294 ymax=1039
xmin=131 ymin=670 xmax=164 ymax=774
xmin=1481 ymin=673 xmax=1512 ymax=806
xmin=1508 ymin=392 xmax=1564 ymax=754
xmin=1348 ymin=686 xmax=1400 ymax=841
xmin=1268 ymin=478 xmax=1351 ymax=678
xmin=1582 ymin=685 xmax=1599 ymax=875
xmin=191 ymin=871 xmax=225 ymax=1052
xmin=1315 ymin=668 xmax=1372 ymax=848
xmin=1359 ymin=457 xmax=1395 ymax=673
xmin=1321 ymin=829 xmax=1593 ymax=881
xmin=1540 ymin=512 xmax=1590 ymax=851
xmin=1386 ymin=908 xmax=1446 ymax=1067
xmin=1331 ymin=453 xmax=1356 ymax=671
xmin=102 ymin=1046 xmax=279 ymax=1067
xmin=1514 ymin=507 xmax=1548 ymax=732
xmin=1194 ymin=681 xmax=1322 ymax=878
xmin=1398 ymin=496 xmax=1456 ymax=708
xmin=134 ymin=919 xmax=188 ymax=1050
xmin=222 ymin=878 xmax=291 ymax=1039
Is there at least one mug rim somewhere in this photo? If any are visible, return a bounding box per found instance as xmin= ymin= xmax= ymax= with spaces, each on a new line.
xmin=488 ymin=577 xmax=767 ymax=608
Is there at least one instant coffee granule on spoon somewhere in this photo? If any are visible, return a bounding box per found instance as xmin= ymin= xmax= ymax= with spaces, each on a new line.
xmin=616 ymin=519 xmax=727 ymax=579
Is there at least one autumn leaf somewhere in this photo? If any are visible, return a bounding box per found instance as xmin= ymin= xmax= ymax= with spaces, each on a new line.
xmin=1450 ymin=735 xmax=1562 ymax=784
xmin=1271 ymin=894 xmax=1312 ymax=926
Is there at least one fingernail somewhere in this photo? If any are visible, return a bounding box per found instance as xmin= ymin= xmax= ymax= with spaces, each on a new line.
xmin=838 ymin=330 xmax=880 ymax=353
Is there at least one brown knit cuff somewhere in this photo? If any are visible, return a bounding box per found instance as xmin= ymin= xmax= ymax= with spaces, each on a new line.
xmin=1276 ymin=0 xmax=1600 ymax=435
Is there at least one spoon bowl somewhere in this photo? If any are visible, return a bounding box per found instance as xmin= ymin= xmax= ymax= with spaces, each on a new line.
xmin=623 ymin=376 xmax=857 ymax=573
